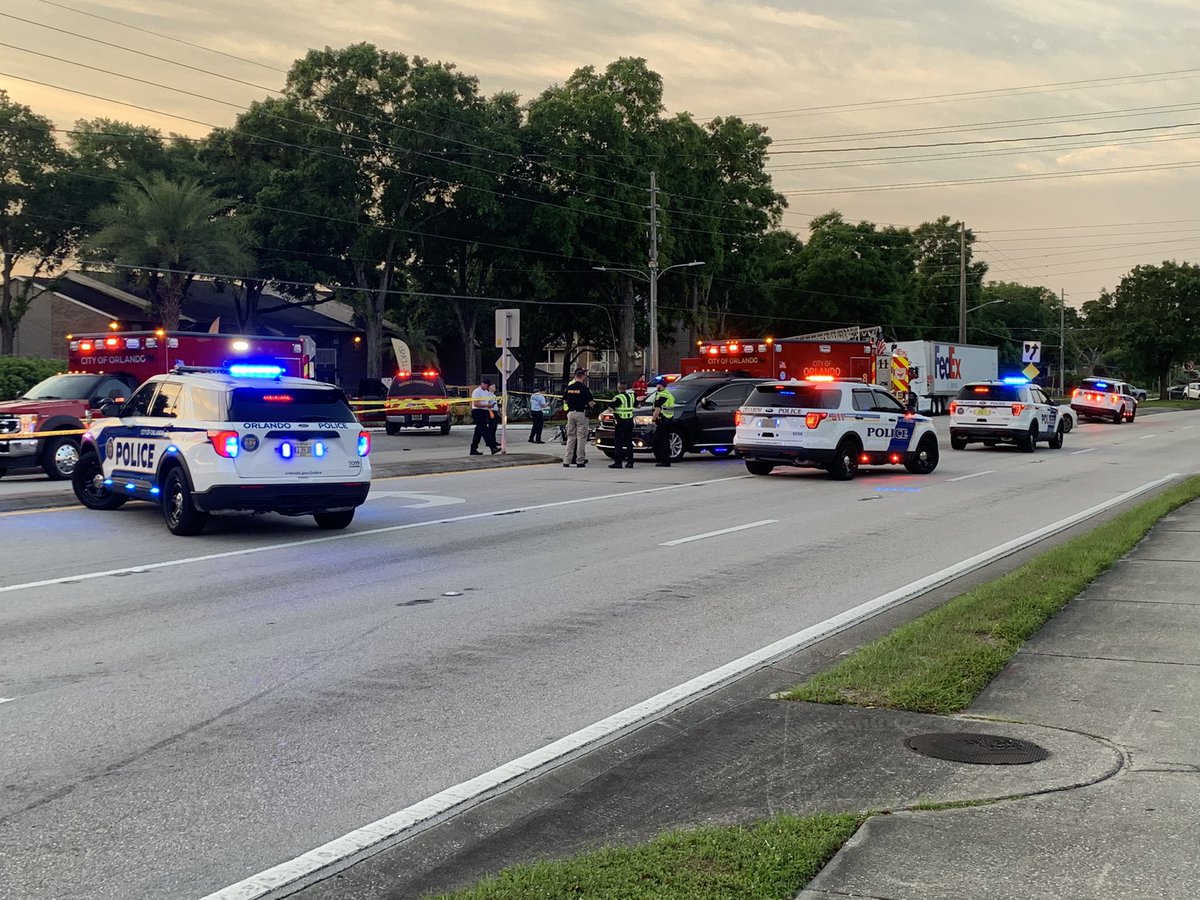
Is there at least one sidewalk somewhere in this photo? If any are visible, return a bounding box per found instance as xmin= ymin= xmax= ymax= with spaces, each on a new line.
xmin=296 ymin=502 xmax=1200 ymax=899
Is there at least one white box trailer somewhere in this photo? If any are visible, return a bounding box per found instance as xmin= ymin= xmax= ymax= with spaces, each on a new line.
xmin=888 ymin=341 xmax=999 ymax=413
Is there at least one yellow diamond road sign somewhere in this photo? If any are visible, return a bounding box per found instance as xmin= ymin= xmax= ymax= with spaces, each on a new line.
xmin=1022 ymin=363 xmax=1040 ymax=381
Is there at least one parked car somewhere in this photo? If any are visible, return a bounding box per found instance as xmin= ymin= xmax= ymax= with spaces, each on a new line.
xmin=1185 ymin=382 xmax=1200 ymax=400
xmin=594 ymin=372 xmax=764 ymax=462
xmin=384 ymin=370 xmax=452 ymax=435
xmin=1168 ymin=384 xmax=1189 ymax=400
xmin=1130 ymin=385 xmax=1149 ymax=403
xmin=1058 ymin=405 xmax=1077 ymax=432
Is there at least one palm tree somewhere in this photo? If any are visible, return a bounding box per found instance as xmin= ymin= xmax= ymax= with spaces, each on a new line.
xmin=84 ymin=174 xmax=254 ymax=330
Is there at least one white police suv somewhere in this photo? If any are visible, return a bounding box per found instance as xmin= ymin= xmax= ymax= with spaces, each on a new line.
xmin=1070 ymin=377 xmax=1138 ymax=424
xmin=733 ymin=378 xmax=940 ymax=479
xmin=949 ymin=378 xmax=1064 ymax=452
xmin=72 ymin=363 xmax=372 ymax=535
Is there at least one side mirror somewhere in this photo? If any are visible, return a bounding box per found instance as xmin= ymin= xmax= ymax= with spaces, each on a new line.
xmin=99 ymin=401 xmax=121 ymax=417
xmin=700 ymin=398 xmax=716 ymax=410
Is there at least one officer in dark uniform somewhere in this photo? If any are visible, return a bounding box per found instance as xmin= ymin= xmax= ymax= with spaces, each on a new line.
xmin=651 ymin=380 xmax=676 ymax=467
xmin=608 ymin=380 xmax=636 ymax=469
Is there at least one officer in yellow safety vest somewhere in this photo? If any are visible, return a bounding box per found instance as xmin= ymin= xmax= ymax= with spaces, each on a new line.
xmin=608 ymin=380 xmax=636 ymax=469
xmin=650 ymin=378 xmax=676 ymax=467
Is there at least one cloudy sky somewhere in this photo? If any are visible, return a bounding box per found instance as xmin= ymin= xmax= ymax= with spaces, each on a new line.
xmin=4 ymin=0 xmax=1200 ymax=309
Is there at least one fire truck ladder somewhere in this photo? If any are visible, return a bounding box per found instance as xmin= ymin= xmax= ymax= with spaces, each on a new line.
xmin=781 ymin=325 xmax=884 ymax=343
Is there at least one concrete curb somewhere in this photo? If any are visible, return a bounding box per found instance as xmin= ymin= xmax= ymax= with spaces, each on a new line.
xmin=0 ymin=453 xmax=560 ymax=513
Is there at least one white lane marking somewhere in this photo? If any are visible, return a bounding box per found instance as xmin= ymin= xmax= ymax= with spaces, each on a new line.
xmin=0 ymin=505 xmax=82 ymax=518
xmin=1184 ymin=425 xmax=1196 ymax=431
xmin=659 ymin=519 xmax=778 ymax=546
xmin=364 ymin=491 xmax=466 ymax=508
xmin=1137 ymin=434 xmax=1158 ymax=440
xmin=0 ymin=476 xmax=749 ymax=595
xmin=200 ymin=473 xmax=1182 ymax=900
xmin=946 ymin=470 xmax=994 ymax=483
xmin=0 ymin=697 xmax=12 ymax=705
xmin=1071 ymin=448 xmax=1096 ymax=455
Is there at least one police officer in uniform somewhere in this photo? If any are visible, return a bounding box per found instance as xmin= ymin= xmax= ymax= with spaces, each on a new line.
xmin=651 ymin=379 xmax=676 ymax=467
xmin=608 ymin=380 xmax=636 ymax=469
xmin=561 ymin=368 xmax=594 ymax=467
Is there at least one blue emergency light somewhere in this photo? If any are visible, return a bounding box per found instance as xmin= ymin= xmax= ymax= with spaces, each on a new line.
xmin=1093 ymin=380 xmax=1109 ymax=388
xmin=228 ymin=363 xmax=286 ymax=378
xmin=1001 ymin=376 xmax=1030 ymax=385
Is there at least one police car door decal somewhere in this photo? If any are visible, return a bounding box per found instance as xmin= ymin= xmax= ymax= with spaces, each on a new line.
xmin=886 ymin=416 xmax=916 ymax=454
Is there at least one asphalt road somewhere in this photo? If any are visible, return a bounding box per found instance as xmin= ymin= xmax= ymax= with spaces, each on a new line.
xmin=1 ymin=410 xmax=1196 ymax=899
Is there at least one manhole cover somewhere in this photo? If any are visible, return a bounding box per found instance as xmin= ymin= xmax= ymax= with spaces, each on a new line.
xmin=905 ymin=732 xmax=1050 ymax=765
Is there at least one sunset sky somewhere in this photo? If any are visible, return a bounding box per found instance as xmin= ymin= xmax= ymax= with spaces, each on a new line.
xmin=4 ymin=0 xmax=1200 ymax=306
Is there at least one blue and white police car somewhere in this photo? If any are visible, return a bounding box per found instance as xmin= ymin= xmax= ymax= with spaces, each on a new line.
xmin=72 ymin=363 xmax=372 ymax=535
xmin=950 ymin=377 xmax=1064 ymax=452
xmin=733 ymin=378 xmax=940 ymax=479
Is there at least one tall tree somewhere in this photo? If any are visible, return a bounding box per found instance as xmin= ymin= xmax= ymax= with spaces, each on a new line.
xmin=1089 ymin=261 xmax=1200 ymax=396
xmin=84 ymin=174 xmax=254 ymax=329
xmin=0 ymin=91 xmax=70 ymax=355
xmin=911 ymin=215 xmax=987 ymax=339
xmin=279 ymin=43 xmax=492 ymax=379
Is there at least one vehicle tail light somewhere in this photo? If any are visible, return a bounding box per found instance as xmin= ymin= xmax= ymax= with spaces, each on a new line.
xmin=805 ymin=412 xmax=828 ymax=429
xmin=1110 ymin=393 xmax=1119 ymax=403
xmin=357 ymin=431 xmax=371 ymax=457
xmin=948 ymin=401 xmax=957 ymax=415
xmin=208 ymin=429 xmax=240 ymax=458
xmin=1011 ymin=403 xmax=1024 ymax=416
xmin=1072 ymin=389 xmax=1081 ymax=398
xmin=890 ymin=453 xmax=901 ymax=463
xmin=860 ymin=453 xmax=870 ymax=463
xmin=734 ymin=410 xmax=742 ymax=426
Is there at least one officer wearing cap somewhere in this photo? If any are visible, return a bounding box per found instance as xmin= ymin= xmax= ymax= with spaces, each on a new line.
xmin=608 ymin=379 xmax=636 ymax=469
xmin=561 ymin=367 xmax=594 ymax=467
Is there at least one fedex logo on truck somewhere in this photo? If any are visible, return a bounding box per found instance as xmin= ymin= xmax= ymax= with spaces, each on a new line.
xmin=935 ymin=345 xmax=962 ymax=381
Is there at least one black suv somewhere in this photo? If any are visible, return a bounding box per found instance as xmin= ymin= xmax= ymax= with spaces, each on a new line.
xmin=593 ymin=372 xmax=764 ymax=462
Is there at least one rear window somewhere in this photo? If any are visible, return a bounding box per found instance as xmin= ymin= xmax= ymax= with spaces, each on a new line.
xmin=228 ymin=387 xmax=356 ymax=423
xmin=745 ymin=385 xmax=843 ymax=409
xmin=957 ymin=384 xmax=1020 ymax=401
xmin=1079 ymin=378 xmax=1116 ymax=391
xmin=387 ymin=377 xmax=447 ymax=398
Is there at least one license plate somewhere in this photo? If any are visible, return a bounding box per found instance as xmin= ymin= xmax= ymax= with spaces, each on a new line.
xmin=976 ymin=408 xmax=989 ymax=415
xmin=295 ymin=444 xmax=313 ymax=457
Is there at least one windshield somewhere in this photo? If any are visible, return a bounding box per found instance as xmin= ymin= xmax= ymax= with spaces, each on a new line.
xmin=228 ymin=387 xmax=356 ymax=423
xmin=957 ymin=384 xmax=1020 ymax=401
xmin=663 ymin=382 xmax=710 ymax=405
xmin=20 ymin=374 xmax=100 ymax=400
xmin=745 ymin=384 xmax=843 ymax=409
xmin=387 ymin=378 xmax=446 ymax=398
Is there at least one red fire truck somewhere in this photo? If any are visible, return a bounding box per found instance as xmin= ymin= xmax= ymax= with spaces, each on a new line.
xmin=0 ymin=331 xmax=311 ymax=481
xmin=680 ymin=333 xmax=884 ymax=385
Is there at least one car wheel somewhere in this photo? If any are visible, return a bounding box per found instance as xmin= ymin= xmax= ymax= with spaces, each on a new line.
xmin=827 ymin=438 xmax=860 ymax=480
xmin=314 ymin=509 xmax=355 ymax=530
xmin=950 ymin=434 xmax=968 ymax=451
xmin=1112 ymin=406 xmax=1124 ymax=424
xmin=440 ymin=419 xmax=452 ymax=435
xmin=667 ymin=429 xmax=686 ymax=462
xmin=385 ymin=422 xmax=400 ymax=436
xmin=745 ymin=460 xmax=775 ymax=476
xmin=71 ymin=452 xmax=126 ymax=511
xmin=41 ymin=436 xmax=80 ymax=480
xmin=1022 ymin=423 xmax=1038 ymax=453
xmin=162 ymin=467 xmax=208 ymax=536
xmin=1062 ymin=416 xmax=1073 ymax=433
xmin=1048 ymin=423 xmax=1064 ymax=450
xmin=904 ymin=434 xmax=939 ymax=474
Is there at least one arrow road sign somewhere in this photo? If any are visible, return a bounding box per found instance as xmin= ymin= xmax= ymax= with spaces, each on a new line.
xmin=1022 ymin=341 xmax=1042 ymax=363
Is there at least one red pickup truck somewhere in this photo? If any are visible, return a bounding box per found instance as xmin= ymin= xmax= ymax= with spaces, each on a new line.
xmin=0 ymin=371 xmax=138 ymax=479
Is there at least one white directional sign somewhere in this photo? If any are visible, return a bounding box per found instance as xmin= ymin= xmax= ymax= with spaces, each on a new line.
xmin=495 ymin=308 xmax=520 ymax=348
xmin=1022 ymin=340 xmax=1042 ymax=364
xmin=496 ymin=347 xmax=519 ymax=377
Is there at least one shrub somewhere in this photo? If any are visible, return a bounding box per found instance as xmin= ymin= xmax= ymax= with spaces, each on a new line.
xmin=0 ymin=356 xmax=68 ymax=400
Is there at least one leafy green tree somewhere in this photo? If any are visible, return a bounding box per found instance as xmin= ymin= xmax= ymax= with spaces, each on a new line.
xmin=0 ymin=91 xmax=71 ymax=355
xmin=974 ymin=281 xmax=1059 ymax=368
xmin=84 ymin=174 xmax=254 ymax=329
xmin=0 ymin=355 xmax=66 ymax=398
xmin=278 ymin=44 xmax=495 ymax=379
xmin=911 ymin=216 xmax=987 ymax=339
xmin=1088 ymin=262 xmax=1200 ymax=396
xmin=789 ymin=211 xmax=917 ymax=333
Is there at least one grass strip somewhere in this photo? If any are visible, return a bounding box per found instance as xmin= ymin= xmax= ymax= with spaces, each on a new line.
xmin=1139 ymin=398 xmax=1200 ymax=410
xmin=786 ymin=475 xmax=1200 ymax=714
xmin=432 ymin=813 xmax=863 ymax=900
